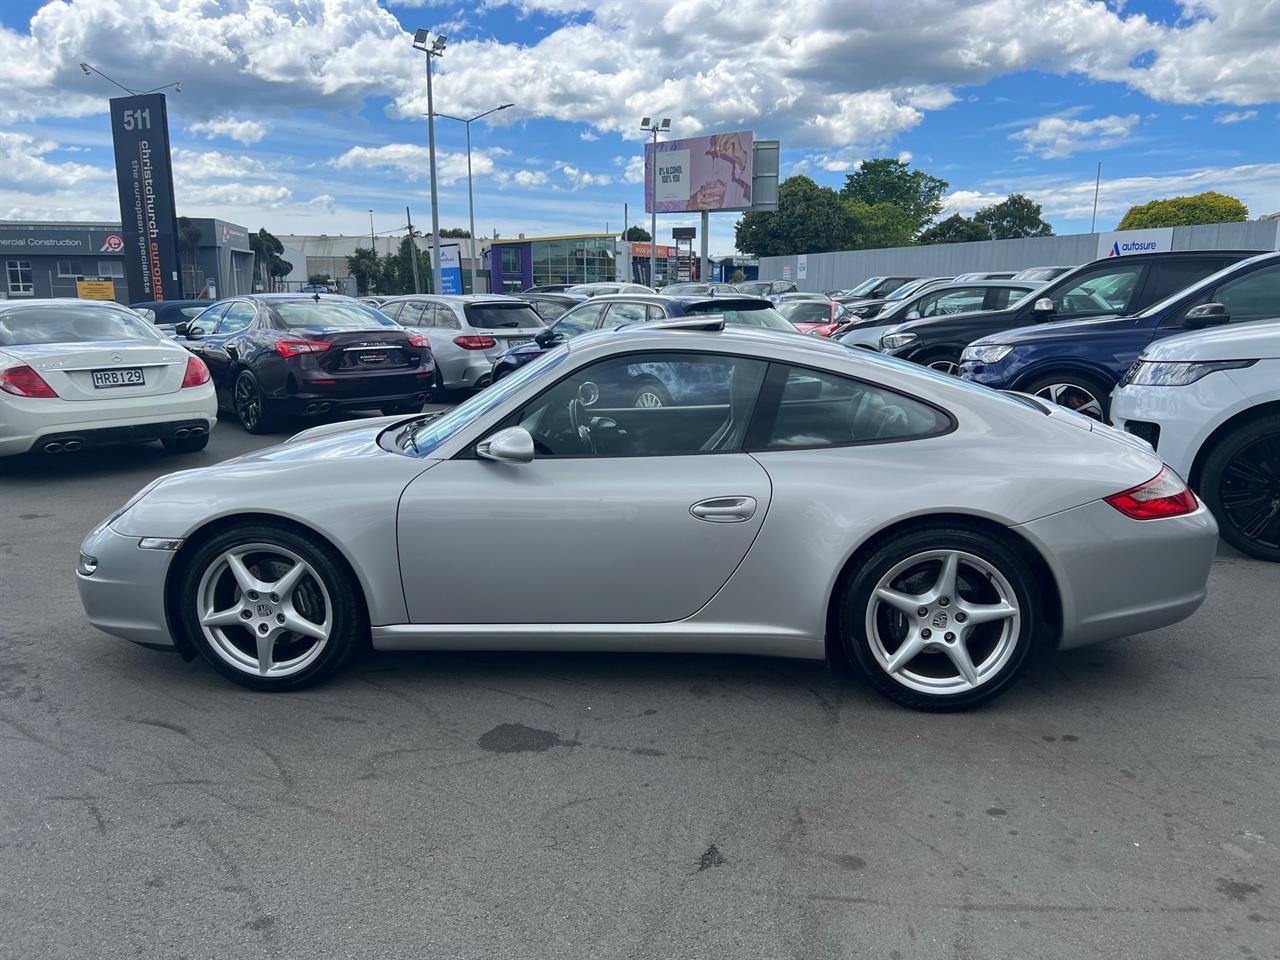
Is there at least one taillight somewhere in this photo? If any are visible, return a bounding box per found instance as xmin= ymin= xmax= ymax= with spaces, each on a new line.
xmin=454 ymin=335 xmax=496 ymax=350
xmin=1105 ymin=466 xmax=1198 ymax=520
xmin=408 ymin=335 xmax=431 ymax=349
xmin=181 ymin=354 xmax=211 ymax=388
xmin=0 ymin=363 xmax=57 ymax=398
xmin=275 ymin=339 xmax=332 ymax=358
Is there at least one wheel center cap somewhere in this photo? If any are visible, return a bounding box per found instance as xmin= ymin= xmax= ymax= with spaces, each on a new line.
xmin=931 ymin=610 xmax=949 ymax=629
xmin=255 ymin=602 xmax=274 ymax=618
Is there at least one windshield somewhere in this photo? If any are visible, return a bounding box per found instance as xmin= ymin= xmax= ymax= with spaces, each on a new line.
xmin=736 ymin=281 xmax=771 ymax=296
xmin=271 ymin=300 xmax=399 ymax=329
xmin=663 ymin=283 xmax=711 ymax=295
xmin=846 ymin=276 xmax=886 ymax=297
xmin=464 ymin=302 xmax=546 ymax=329
xmin=886 ymin=278 xmax=934 ymax=300
xmin=410 ymin=348 xmax=568 ymax=455
xmin=0 ymin=305 xmax=163 ymax=346
xmin=682 ymin=302 xmax=796 ymax=331
xmin=777 ymin=301 xmax=832 ymax=323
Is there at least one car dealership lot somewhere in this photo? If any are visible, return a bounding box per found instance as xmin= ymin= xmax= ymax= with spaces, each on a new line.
xmin=2 ymin=420 xmax=1278 ymax=959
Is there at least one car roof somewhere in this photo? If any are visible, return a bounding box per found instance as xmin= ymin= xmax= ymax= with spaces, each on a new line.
xmin=129 ymin=299 xmax=213 ymax=308
xmin=383 ymin=294 xmax=523 ymax=303
xmin=0 ymin=297 xmax=134 ymax=313
xmin=573 ymin=293 xmax=772 ymax=306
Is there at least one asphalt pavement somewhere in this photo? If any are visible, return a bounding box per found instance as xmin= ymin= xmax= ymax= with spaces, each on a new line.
xmin=1 ymin=414 xmax=1277 ymax=960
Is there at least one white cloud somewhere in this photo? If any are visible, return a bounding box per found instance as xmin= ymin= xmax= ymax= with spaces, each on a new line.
xmin=331 ymin=143 xmax=499 ymax=184
xmin=579 ymin=130 xmax=599 ymax=141
xmin=172 ymin=148 xmax=270 ymax=180
xmin=620 ymin=155 xmax=645 ymax=184
xmin=0 ymin=132 xmax=110 ymax=191
xmin=512 ymin=169 xmax=549 ymax=187
xmin=188 ymin=116 xmax=268 ymax=145
xmin=1214 ymin=110 xmax=1258 ymax=125
xmin=181 ymin=183 xmax=293 ymax=206
xmin=557 ymin=163 xmax=612 ymax=188
xmin=308 ymin=193 xmax=336 ymax=213
xmin=1010 ymin=113 xmax=1140 ymax=158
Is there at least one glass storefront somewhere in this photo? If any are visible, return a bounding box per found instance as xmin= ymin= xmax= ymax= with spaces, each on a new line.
xmin=530 ymin=236 xmax=616 ymax=286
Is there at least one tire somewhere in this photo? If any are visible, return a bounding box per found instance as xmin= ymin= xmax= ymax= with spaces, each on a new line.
xmin=380 ymin=402 xmax=424 ymax=416
xmin=1022 ymin=371 xmax=1111 ymax=422
xmin=837 ymin=523 xmax=1041 ymax=711
xmin=161 ymin=432 xmax=210 ymax=454
xmin=176 ymin=522 xmax=367 ymax=691
xmin=629 ymin=378 xmax=672 ymax=408
xmin=919 ymin=351 xmax=961 ymax=376
xmin=233 ymin=369 xmax=277 ymax=434
xmin=1199 ymin=414 xmax=1280 ymax=562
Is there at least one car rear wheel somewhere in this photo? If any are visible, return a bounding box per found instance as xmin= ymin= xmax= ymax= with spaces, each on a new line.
xmin=177 ymin=523 xmax=366 ymax=690
xmin=838 ymin=524 xmax=1040 ymax=711
xmin=162 ymin=432 xmax=209 ymax=454
xmin=1023 ymin=372 xmax=1110 ymax=421
xmin=1199 ymin=414 xmax=1280 ymax=562
xmin=234 ymin=370 xmax=277 ymax=434
xmin=630 ymin=379 xmax=672 ymax=408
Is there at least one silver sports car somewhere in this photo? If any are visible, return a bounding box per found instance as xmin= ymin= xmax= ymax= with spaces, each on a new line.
xmin=77 ymin=317 xmax=1218 ymax=710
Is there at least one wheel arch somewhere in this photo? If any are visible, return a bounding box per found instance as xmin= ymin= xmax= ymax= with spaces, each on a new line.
xmin=823 ymin=512 xmax=1063 ymax=665
xmin=1188 ymin=399 xmax=1280 ymax=489
xmin=1012 ymin=359 xmax=1117 ymax=392
xmin=164 ymin=512 xmax=373 ymax=661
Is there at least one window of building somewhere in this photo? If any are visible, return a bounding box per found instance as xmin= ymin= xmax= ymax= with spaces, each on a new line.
xmin=57 ymin=260 xmax=76 ymax=278
xmin=6 ymin=260 xmax=33 ymax=296
xmin=500 ymin=247 xmax=522 ymax=274
xmin=98 ymin=260 xmax=125 ymax=278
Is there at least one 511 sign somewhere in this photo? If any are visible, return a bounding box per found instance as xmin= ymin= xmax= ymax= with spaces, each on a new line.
xmin=120 ymin=107 xmax=151 ymax=131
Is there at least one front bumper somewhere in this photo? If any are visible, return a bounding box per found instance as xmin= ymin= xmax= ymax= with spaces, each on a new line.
xmin=77 ymin=525 xmax=178 ymax=649
xmin=1109 ymin=375 xmax=1249 ymax=481
xmin=957 ymin=359 xmax=1017 ymax=390
xmin=1015 ymin=498 xmax=1218 ymax=650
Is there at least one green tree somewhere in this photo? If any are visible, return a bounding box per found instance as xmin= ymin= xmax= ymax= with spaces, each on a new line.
xmin=845 ymin=199 xmax=917 ymax=249
xmin=840 ymin=158 xmax=949 ymax=235
xmin=973 ymin=193 xmax=1053 ymax=239
xmin=1117 ymin=191 xmax=1248 ymax=229
xmin=248 ymin=228 xmax=293 ymax=292
xmin=918 ymin=214 xmax=992 ymax=245
xmin=439 ymin=227 xmax=472 ymax=238
xmin=346 ymin=246 xmax=381 ymax=295
xmin=624 ymin=225 xmax=651 ymax=242
xmin=735 ymin=175 xmax=855 ymax=256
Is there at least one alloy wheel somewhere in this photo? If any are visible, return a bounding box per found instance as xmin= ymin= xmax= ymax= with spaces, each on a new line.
xmin=235 ymin=374 xmax=261 ymax=431
xmin=1219 ymin=435 xmax=1280 ymax=551
xmin=1034 ymin=382 xmax=1103 ymax=420
xmin=633 ymin=389 xmax=665 ymax=408
xmin=926 ymin=359 xmax=959 ymax=376
xmin=196 ymin=543 xmax=332 ymax=678
xmin=865 ymin=549 xmax=1021 ymax=695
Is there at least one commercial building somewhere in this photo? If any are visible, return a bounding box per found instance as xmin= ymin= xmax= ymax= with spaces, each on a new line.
xmin=0 ymin=218 xmax=253 ymax=303
xmin=487 ymin=233 xmax=619 ymax=292
xmin=275 ymin=234 xmax=490 ymax=293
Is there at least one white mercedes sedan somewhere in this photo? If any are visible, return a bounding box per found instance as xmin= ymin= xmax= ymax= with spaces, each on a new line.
xmin=0 ymin=299 xmax=216 ymax=457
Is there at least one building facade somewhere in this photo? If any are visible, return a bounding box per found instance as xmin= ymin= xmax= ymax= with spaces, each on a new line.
xmin=0 ymin=219 xmax=253 ymax=304
xmin=276 ymin=234 xmax=489 ymax=294
xmin=487 ymin=234 xmax=618 ymax=292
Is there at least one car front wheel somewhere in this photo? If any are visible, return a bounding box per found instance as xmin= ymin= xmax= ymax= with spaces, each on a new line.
xmin=838 ymin=524 xmax=1041 ymax=711
xmin=177 ymin=522 xmax=366 ymax=690
xmin=1023 ymin=371 xmax=1110 ymax=421
xmin=1199 ymin=414 xmax=1280 ymax=562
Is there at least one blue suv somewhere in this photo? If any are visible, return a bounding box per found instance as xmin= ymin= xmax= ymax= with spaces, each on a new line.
xmin=959 ymin=252 xmax=1280 ymax=419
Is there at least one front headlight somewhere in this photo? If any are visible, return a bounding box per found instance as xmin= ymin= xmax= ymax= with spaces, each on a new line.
xmin=1128 ymin=359 xmax=1256 ymax=386
xmin=960 ymin=344 xmax=1013 ymax=364
xmin=880 ymin=332 xmax=917 ymax=350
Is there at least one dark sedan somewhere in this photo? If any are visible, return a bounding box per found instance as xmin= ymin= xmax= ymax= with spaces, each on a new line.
xmin=175 ymin=294 xmax=434 ymax=432
xmin=490 ymin=294 xmax=797 ymax=382
xmin=131 ymin=300 xmax=217 ymax=333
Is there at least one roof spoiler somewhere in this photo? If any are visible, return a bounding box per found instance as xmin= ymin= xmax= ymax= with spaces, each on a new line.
xmin=628 ymin=315 xmax=726 ymax=333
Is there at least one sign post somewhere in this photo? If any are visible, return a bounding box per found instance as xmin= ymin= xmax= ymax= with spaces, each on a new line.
xmin=109 ymin=93 xmax=182 ymax=302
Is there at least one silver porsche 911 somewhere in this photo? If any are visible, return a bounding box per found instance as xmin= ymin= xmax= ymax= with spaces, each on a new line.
xmin=77 ymin=317 xmax=1218 ymax=710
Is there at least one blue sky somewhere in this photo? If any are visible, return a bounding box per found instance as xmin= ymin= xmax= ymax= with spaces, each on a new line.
xmin=1 ymin=0 xmax=1277 ymax=255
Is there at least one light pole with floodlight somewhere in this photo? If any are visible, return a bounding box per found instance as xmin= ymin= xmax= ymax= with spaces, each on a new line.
xmin=412 ymin=29 xmax=447 ymax=295
xmin=640 ymin=117 xmax=670 ymax=287
xmin=80 ymin=62 xmax=182 ymax=96
xmin=434 ymin=103 xmax=513 ymax=293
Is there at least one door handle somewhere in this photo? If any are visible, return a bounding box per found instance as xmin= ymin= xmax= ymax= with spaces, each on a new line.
xmin=690 ymin=496 xmax=757 ymax=523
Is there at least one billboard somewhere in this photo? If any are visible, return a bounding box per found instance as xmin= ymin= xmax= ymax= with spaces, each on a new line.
xmin=109 ymin=93 xmax=182 ymax=302
xmin=645 ymin=131 xmax=753 ymax=213
xmin=439 ymin=242 xmax=464 ymax=294
xmin=1096 ymin=227 xmax=1175 ymax=258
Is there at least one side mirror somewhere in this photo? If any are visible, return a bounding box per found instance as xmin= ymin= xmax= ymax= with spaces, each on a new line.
xmin=174 ymin=321 xmax=191 ymax=337
xmin=1184 ymin=302 xmax=1230 ymax=329
xmin=534 ymin=328 xmax=559 ymax=347
xmin=476 ymin=426 xmax=535 ymax=464
xmin=1031 ymin=297 xmax=1054 ymax=317
xmin=905 ymin=310 xmax=921 ymax=320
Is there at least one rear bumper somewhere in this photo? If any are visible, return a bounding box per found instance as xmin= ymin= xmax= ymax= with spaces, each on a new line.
xmin=77 ymin=525 xmax=177 ymax=648
xmin=0 ymin=387 xmax=217 ymax=456
xmin=1015 ymin=498 xmax=1219 ymax=650
xmin=284 ymin=367 xmax=435 ymax=409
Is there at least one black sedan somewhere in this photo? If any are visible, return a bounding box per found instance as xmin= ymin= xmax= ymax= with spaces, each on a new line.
xmin=131 ymin=299 xmax=217 ymax=333
xmin=175 ymin=294 xmax=434 ymax=433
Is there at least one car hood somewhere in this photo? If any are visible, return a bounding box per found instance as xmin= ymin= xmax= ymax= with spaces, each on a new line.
xmin=1140 ymin=319 xmax=1280 ymax=362
xmin=885 ymin=306 xmax=1011 ymax=337
xmin=968 ymin=312 xmax=1131 ymax=348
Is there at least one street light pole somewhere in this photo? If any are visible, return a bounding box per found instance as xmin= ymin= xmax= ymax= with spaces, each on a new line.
xmin=434 ymin=104 xmax=513 ymax=294
xmin=80 ymin=62 xmax=182 ymax=96
xmin=413 ymin=30 xmax=448 ymax=295
xmin=640 ymin=117 xmax=671 ymax=287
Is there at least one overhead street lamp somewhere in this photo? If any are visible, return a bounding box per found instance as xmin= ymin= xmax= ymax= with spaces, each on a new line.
xmin=80 ymin=62 xmax=182 ymax=96
xmin=434 ymin=103 xmax=514 ymax=293
xmin=640 ymin=117 xmax=671 ymax=287
xmin=412 ymin=29 xmax=447 ymax=295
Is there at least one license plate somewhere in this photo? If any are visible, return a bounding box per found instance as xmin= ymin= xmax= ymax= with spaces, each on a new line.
xmin=507 ymin=338 xmax=532 ymax=347
xmin=92 ymin=368 xmax=145 ymax=388
xmin=358 ymin=353 xmax=388 ymax=364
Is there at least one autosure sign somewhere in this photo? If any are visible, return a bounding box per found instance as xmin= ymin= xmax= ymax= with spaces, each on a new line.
xmin=109 ymin=93 xmax=181 ymax=302
xmin=1096 ymin=227 xmax=1174 ymax=259
xmin=645 ymin=131 xmax=754 ymax=213
xmin=439 ymin=243 xmax=464 ymax=295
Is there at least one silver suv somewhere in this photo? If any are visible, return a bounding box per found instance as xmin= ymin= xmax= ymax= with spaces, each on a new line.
xmin=380 ymin=295 xmax=546 ymax=390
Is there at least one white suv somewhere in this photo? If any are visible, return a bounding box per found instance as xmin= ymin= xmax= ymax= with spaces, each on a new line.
xmin=1111 ymin=320 xmax=1280 ymax=561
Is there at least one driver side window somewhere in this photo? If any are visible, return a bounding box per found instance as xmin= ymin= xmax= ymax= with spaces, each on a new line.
xmin=514 ymin=352 xmax=767 ymax=457
xmin=551 ymin=302 xmax=607 ymax=339
xmin=187 ymin=303 xmax=228 ymax=336
xmin=1049 ymin=265 xmax=1144 ymax=317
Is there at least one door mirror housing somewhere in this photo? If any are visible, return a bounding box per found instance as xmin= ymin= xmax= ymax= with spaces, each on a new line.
xmin=534 ymin=327 xmax=560 ymax=347
xmin=476 ymin=426 xmax=535 ymax=464
xmin=1031 ymin=297 xmax=1054 ymax=317
xmin=174 ymin=321 xmax=192 ymax=337
xmin=1183 ymin=302 xmax=1230 ymax=329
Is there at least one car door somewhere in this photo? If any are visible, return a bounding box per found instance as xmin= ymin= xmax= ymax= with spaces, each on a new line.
xmin=1155 ymin=260 xmax=1280 ymax=343
xmin=199 ymin=300 xmax=257 ymax=403
xmin=1035 ymin=261 xmax=1148 ymax=321
xmin=396 ymin=350 xmax=773 ymax=624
